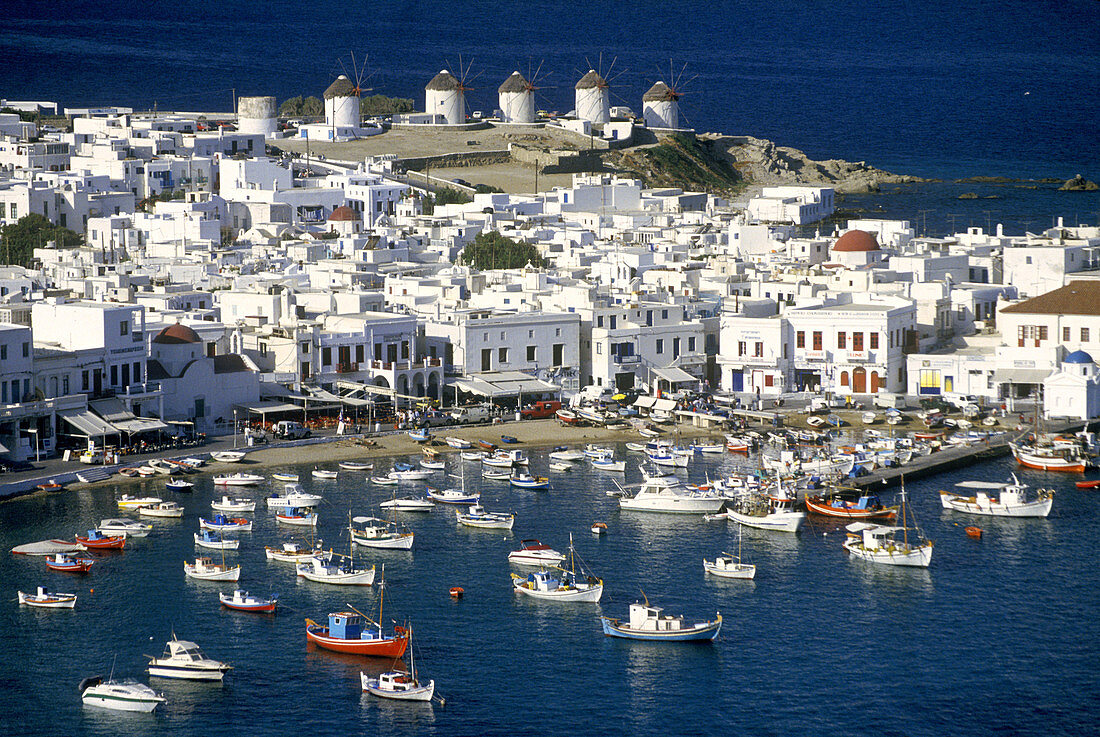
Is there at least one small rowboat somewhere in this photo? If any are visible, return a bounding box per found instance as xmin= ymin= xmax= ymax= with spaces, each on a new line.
xmin=965 ymin=526 xmax=983 ymax=539
xmin=445 ymin=437 xmax=472 ymax=449
xmin=338 ymin=461 xmax=373 ymax=471
xmin=119 ymin=467 xmax=142 ymax=477
xmin=408 ymin=428 xmax=432 ymax=443
xmin=371 ymin=476 xmax=399 ymax=486
xmin=1075 ymin=479 xmax=1100 ymax=489
xmin=211 ymin=451 xmax=246 ymax=463
xmin=591 ymin=522 xmax=608 ymax=535
xmin=45 ymin=553 xmax=95 ymax=573
xmin=312 ymin=469 xmax=338 ymax=480
xmin=74 ymin=530 xmax=126 ymax=550
xmin=420 ymin=459 xmax=446 ymax=470
xmin=219 ymin=589 xmax=277 ymax=613
xmin=449 ymin=586 xmax=464 ymax=599
xmin=477 ymin=439 xmax=496 ymax=451
xmin=272 ymin=473 xmax=299 ymax=482
xmin=18 ymin=586 xmax=77 ymax=608
xmin=165 ymin=478 xmax=194 ymax=492
xmin=500 ymin=435 xmax=519 ymax=444
xmin=200 ymin=515 xmax=252 ymax=532
xmin=36 ymin=481 xmax=64 ymax=493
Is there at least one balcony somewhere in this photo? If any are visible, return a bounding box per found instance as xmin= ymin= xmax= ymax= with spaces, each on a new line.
xmin=613 ymin=354 xmax=640 ymax=365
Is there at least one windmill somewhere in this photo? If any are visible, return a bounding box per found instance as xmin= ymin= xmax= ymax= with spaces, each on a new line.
xmin=643 ymin=60 xmax=696 ymax=130
xmin=323 ymin=52 xmax=372 ymax=135
xmin=498 ymin=60 xmax=553 ymax=123
xmin=574 ymin=53 xmax=628 ymax=125
xmin=428 ymin=55 xmax=479 ymax=125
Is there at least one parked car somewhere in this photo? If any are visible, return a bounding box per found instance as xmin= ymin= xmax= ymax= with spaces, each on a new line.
xmin=450 ymin=405 xmax=493 ymax=424
xmin=271 ymin=420 xmax=311 ymax=440
xmin=520 ymin=400 xmax=562 ymax=420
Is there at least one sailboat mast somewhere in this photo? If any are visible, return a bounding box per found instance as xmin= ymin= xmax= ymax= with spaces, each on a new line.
xmin=901 ymin=474 xmax=909 ymax=548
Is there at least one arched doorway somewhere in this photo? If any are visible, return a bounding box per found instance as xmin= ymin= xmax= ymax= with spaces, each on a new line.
xmin=373 ymin=376 xmax=390 ymax=388
xmin=427 ymin=373 xmax=440 ymax=400
xmin=853 ymin=367 xmax=867 ymax=393
xmin=870 ymin=371 xmax=880 ymax=393
xmin=840 ymin=371 xmax=849 ymax=388
xmin=398 ymin=375 xmax=409 ymax=396
xmin=414 ymin=373 xmax=425 ymax=397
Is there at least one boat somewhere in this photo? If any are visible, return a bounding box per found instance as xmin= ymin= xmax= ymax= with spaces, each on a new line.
xmin=97 ymin=518 xmax=153 ymax=537
xmin=74 ymin=529 xmax=126 ymax=550
xmin=508 ymin=539 xmax=565 ymax=567
xmin=11 ymin=540 xmax=88 ymax=556
xmin=445 ymin=436 xmax=472 ymax=449
xmin=211 ymin=451 xmax=246 ymax=463
xmin=272 ymin=473 xmax=300 ymax=482
xmin=1010 ymin=441 xmax=1089 ymax=473
xmin=449 ymin=586 xmax=464 ymax=599
xmin=211 ymin=496 xmax=256 ymax=513
xmin=548 ymin=447 xmax=585 ymax=462
xmin=194 ymin=530 xmax=240 ymax=550
xmin=500 ymin=434 xmax=519 ymax=444
xmin=350 ymin=500 xmax=415 ymax=549
xmin=576 ymin=407 xmax=607 ymax=425
xmin=549 ymin=462 xmax=573 ymax=473
xmin=137 ymin=466 xmax=157 ymax=477
xmin=482 ymin=467 xmax=512 ymax=480
xmin=117 ymin=494 xmax=162 ymax=509
xmin=420 ymin=458 xmax=446 ymax=470
xmin=36 ymin=480 xmax=63 ymax=493
xmin=591 ymin=522 xmax=607 ymax=535
xmin=456 ymin=503 xmax=515 ymax=530
xmin=408 ymin=428 xmax=432 ymax=443
xmin=18 ymin=586 xmax=77 ymax=608
xmin=477 ymin=439 xmax=498 ymax=452
xmin=638 ymin=426 xmax=662 ymax=439
xmin=80 ymin=677 xmax=165 ymax=712
xmin=266 ymin=485 xmax=323 ymax=507
xmin=843 ymin=478 xmax=932 ymax=568
xmin=1076 ymin=479 xmax=1100 ymax=489
xmin=361 ymin=624 xmax=435 ymax=702
xmin=583 ymin=444 xmax=614 ymax=458
xmin=555 ymin=408 xmax=582 ymax=425
xmin=511 ymin=534 xmax=602 ymax=602
xmin=45 ymin=553 xmax=95 ymax=573
xmin=199 ymin=515 xmax=252 ymax=532
xmin=138 ymin=501 xmax=185 ymax=518
xmin=276 ymin=506 xmax=319 ymax=526
xmin=483 ymin=449 xmax=529 ymax=467
xmin=427 ymin=487 xmax=479 ymax=505
xmin=726 ymin=482 xmax=806 ymax=533
xmin=618 ymin=475 xmax=725 ymax=514
xmin=265 ymin=541 xmax=330 ymax=563
xmin=862 ymin=411 xmax=878 ymax=424
xmin=804 ymin=491 xmax=898 ymax=520
xmin=184 ymin=557 xmax=241 ymax=581
xmin=703 ymin=523 xmax=755 ymax=579
xmin=380 ymin=496 xmax=435 ymax=512
xmin=966 ymin=526 xmax=984 ymax=539
xmin=690 ymin=442 xmax=725 ymax=454
xmin=219 ymin=589 xmax=277 ymax=613
xmin=939 ymin=474 xmax=1054 ymax=517
xmin=306 ymin=609 xmax=408 ymax=658
xmin=339 ymin=461 xmax=374 ymax=471
xmin=510 ymin=472 xmax=550 ymax=490
xmin=147 ymin=639 xmax=231 ymax=681
xmin=599 ymin=600 xmax=721 ymax=642
xmin=372 ymin=475 xmax=400 ymax=486
xmin=591 ymin=457 xmax=626 ymax=473
xmin=312 ymin=469 xmax=339 ymax=480
xmin=460 ymin=450 xmax=486 ymax=461
xmin=165 ymin=478 xmax=194 ymax=492
xmin=179 ymin=457 xmax=206 ymax=469
xmin=119 ymin=467 xmax=142 ymax=478
xmin=296 ymin=553 xmax=376 ymax=585
xmin=390 ymin=468 xmax=433 ymax=481
xmin=147 ymin=459 xmax=174 ymax=475
xmin=214 ymin=473 xmax=264 ymax=486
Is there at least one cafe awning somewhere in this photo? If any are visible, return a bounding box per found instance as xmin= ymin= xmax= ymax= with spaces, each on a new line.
xmin=453 ymin=371 xmax=559 ymax=398
xmin=59 ymin=409 xmax=119 ymax=438
xmin=633 ymin=395 xmax=658 ymax=409
xmin=992 ymin=368 xmax=1053 ymax=384
xmin=651 ymin=366 xmax=697 ymax=384
xmin=89 ymin=398 xmax=168 ymax=434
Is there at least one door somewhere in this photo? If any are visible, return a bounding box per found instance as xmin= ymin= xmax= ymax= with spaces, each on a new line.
xmin=853 ymin=367 xmax=867 ymax=393
xmin=870 ymin=371 xmax=880 ymax=393
xmin=944 ymin=376 xmax=954 ymax=393
xmin=730 ymin=370 xmax=743 ymax=392
xmin=93 ymin=369 xmax=102 ymax=396
xmin=481 ymin=349 xmax=492 ymax=372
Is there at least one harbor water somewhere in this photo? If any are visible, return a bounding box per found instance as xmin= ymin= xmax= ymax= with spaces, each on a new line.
xmin=1 ymin=446 xmax=1097 ymax=736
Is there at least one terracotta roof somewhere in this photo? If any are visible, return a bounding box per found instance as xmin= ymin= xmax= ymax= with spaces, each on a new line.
xmin=575 ymin=70 xmax=607 ymax=90
xmin=426 ymin=70 xmax=461 ymax=91
xmin=328 ymin=205 xmax=358 ymax=222
xmin=1001 ymin=281 xmax=1100 ymax=316
xmin=324 ymin=75 xmax=357 ymax=99
xmin=498 ymin=71 xmax=530 ymax=94
xmin=152 ymin=323 xmax=201 ymax=345
xmin=832 ymin=230 xmax=880 ymax=252
xmin=643 ymin=81 xmax=679 ymax=102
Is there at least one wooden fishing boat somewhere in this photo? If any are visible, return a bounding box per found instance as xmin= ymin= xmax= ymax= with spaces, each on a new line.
xmin=445 ymin=436 xmax=472 ymax=449
xmin=296 ymin=553 xmax=375 ymax=585
xmin=805 ymin=492 xmax=898 ymax=520
xmin=184 ymin=557 xmax=241 ymax=581
xmin=138 ymin=501 xmax=185 ymax=518
xmin=219 ymin=589 xmax=277 ymax=613
xmin=211 ymin=496 xmax=256 ymax=513
xmin=600 ymin=601 xmax=721 ymax=641
xmin=19 ymin=586 xmax=77 ymax=608
xmin=939 ymin=474 xmax=1054 ymax=517
xmin=117 ymin=494 xmax=162 ymax=509
xmin=1076 ymin=479 xmax=1100 ymax=489
xmin=199 ymin=515 xmax=252 ymax=532
xmin=306 ymin=610 xmax=408 ymax=657
xmin=276 ymin=507 xmax=319 ymax=527
xmin=360 ymin=624 xmax=436 ymax=702
xmin=36 ymin=480 xmax=64 ymax=493
xmin=194 ymin=531 xmax=240 ymax=550
xmin=74 ymin=530 xmax=126 ymax=550
xmin=311 ymin=469 xmax=339 ymax=480
xmin=210 ymin=451 xmax=246 ymax=463
xmin=45 ymin=553 xmax=95 ymax=573
xmin=272 ymin=473 xmax=299 ymax=482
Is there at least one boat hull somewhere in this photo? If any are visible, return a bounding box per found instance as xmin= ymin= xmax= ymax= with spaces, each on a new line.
xmin=843 ymin=540 xmax=933 ymax=567
xmin=703 ymin=559 xmax=756 ymax=579
xmin=512 ymin=580 xmax=603 ymax=602
xmin=18 ymin=591 xmax=77 ymax=608
xmin=219 ymin=592 xmax=276 ymax=612
xmin=361 ymin=674 xmax=435 ymax=701
xmin=938 ymin=493 xmax=1053 ymax=518
xmin=306 ymin=626 xmax=408 ymax=657
xmin=805 ymin=496 xmax=898 ymax=520
xmin=599 ymin=616 xmax=721 ymax=641
xmin=148 ymin=663 xmax=227 ymax=681
xmin=726 ymin=509 xmax=805 ymax=532
xmin=82 ymin=687 xmax=163 ymax=712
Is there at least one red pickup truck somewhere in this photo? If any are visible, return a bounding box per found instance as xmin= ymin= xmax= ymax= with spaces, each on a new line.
xmin=520 ymin=400 xmax=562 ymax=419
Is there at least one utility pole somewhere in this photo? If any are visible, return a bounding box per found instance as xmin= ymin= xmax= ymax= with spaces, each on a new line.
xmin=232 ymin=88 xmax=236 ymax=117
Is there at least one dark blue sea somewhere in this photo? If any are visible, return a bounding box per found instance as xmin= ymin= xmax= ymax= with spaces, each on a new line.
xmin=4 ymin=1 xmax=1099 ymax=232
xmin=1 ymin=445 xmax=1098 ymax=737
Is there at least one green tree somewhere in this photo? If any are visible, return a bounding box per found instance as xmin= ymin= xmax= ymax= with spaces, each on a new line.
xmin=301 ymin=96 xmax=324 ymax=117
xmin=459 ymin=231 xmax=546 ymax=271
xmin=0 ymin=213 xmax=83 ymax=267
xmin=278 ymin=96 xmax=305 ymax=116
xmin=359 ymin=95 xmax=415 ymax=116
xmin=279 ymin=95 xmax=324 ymax=118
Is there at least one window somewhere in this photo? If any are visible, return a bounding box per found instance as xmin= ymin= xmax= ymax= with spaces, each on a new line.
xmin=812 ymin=331 xmax=822 ymax=351
xmin=555 ymin=328 xmax=561 ymax=337
xmin=301 ymin=361 xmax=310 ymax=379
xmin=1026 ymin=256 xmax=1032 ymax=264
xmin=22 ymin=342 xmax=29 ymax=357
xmin=321 ymin=347 xmax=332 ymax=366
xmin=1082 ymin=328 xmax=1091 ymax=342
xmin=110 ymin=365 xmax=118 ymax=386
xmin=62 ymin=376 xmax=69 ymax=394
xmin=528 ymin=330 xmax=534 ymax=339
xmin=870 ymin=333 xmax=879 ymax=349
xmin=1063 ymin=327 xmax=1071 ymax=341
xmin=755 ymin=342 xmax=764 ymax=357
xmin=82 ymin=370 xmax=88 ymax=391
xmin=526 ymin=345 xmax=536 ymax=362
xmin=764 ymin=375 xmax=774 ymax=387
xmin=401 ymin=341 xmax=409 ymax=360
xmin=796 ymin=331 xmax=805 ymax=349
xmin=133 ymin=362 xmax=141 ymax=383
xmin=259 ymin=342 xmax=268 ymax=356
xmin=853 ymin=332 xmax=864 ymax=352
xmin=662 ymin=309 xmax=668 ymax=320
xmin=596 ymin=343 xmax=602 ymax=354
xmin=837 ymin=332 xmax=846 ymax=349
xmin=610 ymin=316 xmax=617 ymax=330
xmin=738 ymin=341 xmax=746 ymax=356
xmin=688 ymin=337 xmax=696 ymax=352
xmin=355 ymin=345 xmax=364 ymax=363
xmin=8 ymin=203 xmax=15 ymax=218
xmin=656 ymin=339 xmax=664 ymax=354
xmin=0 ymin=345 xmax=5 ymax=361
xmin=120 ymin=320 xmax=129 ymax=336
xmin=300 ymin=342 xmax=310 ymax=355
xmin=498 ymin=347 xmax=508 ymax=363
xmin=500 ymin=332 xmax=506 ymax=340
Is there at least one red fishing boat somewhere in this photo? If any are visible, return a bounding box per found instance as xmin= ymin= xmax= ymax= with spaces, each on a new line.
xmin=219 ymin=589 xmax=277 ymax=613
xmin=804 ymin=492 xmax=898 ymax=520
xmin=555 ymin=408 xmax=581 ymax=425
xmin=73 ymin=530 xmax=126 ymax=550
xmin=44 ymin=553 xmax=95 ymax=572
xmin=1075 ymin=479 xmax=1100 ymax=489
xmin=305 ymin=611 xmax=408 ymax=658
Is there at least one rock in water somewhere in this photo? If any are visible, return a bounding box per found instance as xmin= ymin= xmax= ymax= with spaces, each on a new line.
xmin=1059 ymin=174 xmax=1098 ymax=191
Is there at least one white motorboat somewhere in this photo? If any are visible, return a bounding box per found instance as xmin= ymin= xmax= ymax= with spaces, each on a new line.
xmin=213 ymin=473 xmax=264 ymax=486
xmin=939 ymin=474 xmax=1054 ymax=517
xmin=445 ymin=436 xmax=472 ymax=449
xmin=312 ymin=469 xmax=339 ymax=479
xmin=511 ymin=534 xmax=602 ymax=602
xmin=80 ymin=677 xmax=165 ymax=712
xmin=296 ymin=554 xmax=376 ymax=585
xmin=703 ymin=524 xmax=756 ymax=579
xmin=548 ymin=448 xmax=585 ymax=462
xmin=549 ymin=462 xmax=573 ymax=472
xmin=460 ymin=450 xmax=486 ymax=461
xmin=483 ymin=449 xmax=529 ymax=467
xmin=276 ymin=507 xmax=319 ymax=527
xmin=725 ymin=483 xmax=805 ymax=533
xmin=212 ymin=496 xmax=256 ymax=513
xmin=97 ymin=518 xmax=152 ymax=538
xmin=184 ymin=557 xmax=241 ymax=581
xmin=272 ymin=472 xmax=299 ymax=482
xmin=18 ymin=586 xmax=77 ymax=608
xmin=266 ymin=484 xmax=323 ymax=508
xmin=349 ymin=516 xmax=414 ymax=550
xmin=456 ymin=503 xmax=515 ymax=530
xmin=265 ymin=541 xmax=330 ymax=563
xmin=117 ymin=494 xmax=162 ymax=510
xmin=194 ymin=531 xmax=240 ymax=550
xmin=372 ymin=475 xmax=400 ymax=485
xmin=210 ymin=451 xmax=246 ymax=463
xmin=165 ymin=478 xmax=194 ymax=492
xmin=138 ymin=501 xmax=185 ymax=518
xmin=148 ymin=639 xmax=231 ymax=681
xmin=507 ymin=539 xmax=565 ymax=567
xmin=690 ymin=442 xmax=726 ymax=454
xmin=618 ymin=475 xmax=725 ymax=514
xmin=380 ymin=496 xmax=435 ymax=512
xmin=646 ymin=450 xmax=689 ymax=468
xmin=360 ymin=624 xmax=435 ymax=702
xmin=591 ymin=458 xmax=626 ymax=473
xmin=339 ymin=461 xmax=374 ymax=471
xmin=390 ymin=468 xmax=433 ymax=481
xmin=843 ymin=481 xmax=932 ymax=568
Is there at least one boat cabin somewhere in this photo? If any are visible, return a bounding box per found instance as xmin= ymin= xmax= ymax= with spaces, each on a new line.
xmin=524 ymin=570 xmax=563 ymax=592
xmin=163 ymin=640 xmax=206 ymax=661
xmin=378 ymin=671 xmax=414 ymax=691
xmin=845 ymin=522 xmax=900 ymax=550
xmin=328 ymin=612 xmax=362 ymax=639
xmin=628 ymin=602 xmax=685 ymax=631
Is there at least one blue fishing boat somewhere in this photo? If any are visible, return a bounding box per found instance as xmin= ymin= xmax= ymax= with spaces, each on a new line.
xmin=500 ymin=435 xmax=519 ymax=444
xmin=599 ymin=601 xmax=721 ymax=642
xmin=509 ymin=472 xmax=550 ymax=490
xmin=408 ymin=428 xmax=431 ymax=443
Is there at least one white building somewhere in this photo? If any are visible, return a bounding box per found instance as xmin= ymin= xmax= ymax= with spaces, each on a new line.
xmin=237 ymin=95 xmax=278 ymax=138
xmin=1043 ymin=350 xmax=1100 ymax=420
xmin=747 ymin=186 xmax=835 ymax=225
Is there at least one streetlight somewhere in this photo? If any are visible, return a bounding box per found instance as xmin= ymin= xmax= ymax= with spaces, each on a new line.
xmin=26 ymin=428 xmax=39 ymax=463
xmin=233 ymin=409 xmax=238 ymax=449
